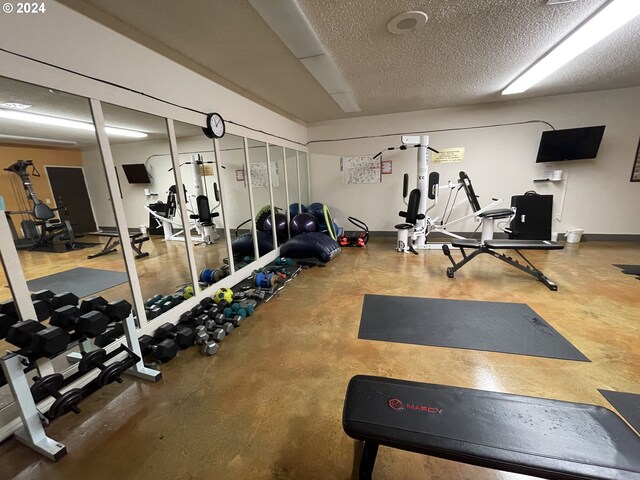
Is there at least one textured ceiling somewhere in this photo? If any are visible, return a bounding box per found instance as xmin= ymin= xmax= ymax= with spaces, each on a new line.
xmin=46 ymin=1 xmax=640 ymax=122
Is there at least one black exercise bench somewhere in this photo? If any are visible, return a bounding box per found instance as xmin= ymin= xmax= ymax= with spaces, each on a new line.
xmin=87 ymin=232 xmax=150 ymax=259
xmin=343 ymin=375 xmax=640 ymax=480
xmin=443 ymin=238 xmax=563 ymax=290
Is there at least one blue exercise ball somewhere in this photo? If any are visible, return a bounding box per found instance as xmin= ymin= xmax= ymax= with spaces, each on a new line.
xmin=289 ymin=203 xmax=308 ymax=218
xmin=263 ymin=213 xmax=288 ymax=242
xmin=290 ymin=213 xmax=319 ymax=237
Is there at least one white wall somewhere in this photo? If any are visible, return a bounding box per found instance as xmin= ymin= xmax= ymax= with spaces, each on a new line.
xmin=307 ymin=87 xmax=640 ymax=235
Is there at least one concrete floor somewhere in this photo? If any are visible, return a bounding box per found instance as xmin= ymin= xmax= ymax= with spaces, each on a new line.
xmin=1 ymin=238 xmax=639 ymax=479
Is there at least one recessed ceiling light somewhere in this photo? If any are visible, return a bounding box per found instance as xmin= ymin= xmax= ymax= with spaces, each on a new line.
xmin=546 ymin=0 xmax=580 ymax=5
xmin=0 ymin=102 xmax=32 ymax=110
xmin=386 ymin=11 xmax=428 ymax=35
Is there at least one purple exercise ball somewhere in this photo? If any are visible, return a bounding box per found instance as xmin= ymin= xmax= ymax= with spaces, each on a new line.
xmin=263 ymin=213 xmax=288 ymax=242
xmin=290 ymin=212 xmax=319 ymax=237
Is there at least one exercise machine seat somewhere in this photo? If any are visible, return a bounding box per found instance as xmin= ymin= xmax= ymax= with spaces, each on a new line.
xmin=478 ymin=208 xmax=513 ymax=219
xmin=343 ymin=375 xmax=640 ymax=480
xmin=484 ymin=239 xmax=563 ymax=250
xmin=195 ymin=195 xmax=219 ymax=226
xmin=398 ymin=189 xmax=421 ymax=225
xmin=33 ymin=203 xmax=55 ymax=221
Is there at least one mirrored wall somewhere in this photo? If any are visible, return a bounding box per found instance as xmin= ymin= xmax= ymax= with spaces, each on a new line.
xmin=100 ymin=104 xmax=196 ymax=320
xmin=0 ymin=75 xmax=310 ymax=332
xmin=173 ymin=120 xmax=230 ymax=290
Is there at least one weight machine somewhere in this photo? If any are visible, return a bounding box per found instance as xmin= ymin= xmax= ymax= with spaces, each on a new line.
xmin=3 ymin=160 xmax=76 ymax=250
xmin=389 ymin=135 xmax=513 ymax=254
xmin=145 ymin=154 xmax=221 ymax=245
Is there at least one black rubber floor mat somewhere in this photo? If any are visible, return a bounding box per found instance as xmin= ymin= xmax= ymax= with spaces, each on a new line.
xmin=359 ymin=294 xmax=589 ymax=361
xmin=599 ymin=390 xmax=640 ymax=434
xmin=26 ymin=267 xmax=128 ymax=298
xmin=613 ymin=264 xmax=640 ymax=275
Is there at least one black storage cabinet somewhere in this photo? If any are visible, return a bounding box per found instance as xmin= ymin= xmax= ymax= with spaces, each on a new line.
xmin=147 ymin=202 xmax=166 ymax=236
xmin=509 ymin=195 xmax=553 ymax=240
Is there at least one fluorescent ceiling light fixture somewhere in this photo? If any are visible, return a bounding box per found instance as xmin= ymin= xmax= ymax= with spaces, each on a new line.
xmin=249 ymin=0 xmax=360 ymax=113
xmin=0 ymin=102 xmax=32 ymax=110
xmin=0 ymin=134 xmax=79 ymax=146
xmin=0 ymin=109 xmax=148 ymax=138
xmin=503 ymin=0 xmax=640 ymax=95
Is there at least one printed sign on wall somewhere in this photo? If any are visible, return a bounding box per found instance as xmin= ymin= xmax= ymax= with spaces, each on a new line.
xmin=340 ymin=156 xmax=381 ymax=184
xmin=432 ymin=147 xmax=465 ymax=164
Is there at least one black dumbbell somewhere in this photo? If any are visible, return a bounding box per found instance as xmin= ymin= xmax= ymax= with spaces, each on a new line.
xmin=138 ymin=336 xmax=178 ymax=363
xmin=50 ymin=306 xmax=109 ymax=338
xmin=50 ymin=291 xmax=80 ymax=310
xmin=29 ymin=290 xmax=78 ymax=317
xmin=6 ymin=320 xmax=70 ymax=358
xmin=77 ymin=348 xmax=125 ymax=386
xmin=0 ymin=312 xmax=18 ymax=339
xmin=1 ymin=298 xmax=51 ymax=331
xmin=199 ymin=297 xmax=214 ymax=309
xmin=153 ymin=323 xmax=195 ymax=349
xmin=30 ymin=373 xmax=83 ymax=418
xmin=93 ymin=322 xmax=126 ymax=348
xmin=79 ymin=297 xmax=132 ymax=322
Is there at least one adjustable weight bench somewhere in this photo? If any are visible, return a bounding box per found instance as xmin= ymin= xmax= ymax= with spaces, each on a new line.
xmin=343 ymin=375 xmax=640 ymax=480
xmin=442 ymin=238 xmax=563 ymax=290
xmin=87 ymin=232 xmax=150 ymax=259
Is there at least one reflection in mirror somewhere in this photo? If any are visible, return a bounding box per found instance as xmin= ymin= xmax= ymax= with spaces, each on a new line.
xmin=219 ymin=134 xmax=254 ymax=271
xmin=285 ymin=148 xmax=300 ymax=229
xmin=173 ymin=120 xmax=229 ymax=291
xmin=0 ymin=264 xmax=17 ymax=409
xmin=100 ymin=104 xmax=193 ymax=319
xmin=299 ymin=151 xmax=310 ymax=207
xmin=268 ymin=145 xmax=288 ymax=243
xmin=247 ymin=140 xmax=276 ymax=257
xmin=0 ymin=77 xmax=136 ymax=408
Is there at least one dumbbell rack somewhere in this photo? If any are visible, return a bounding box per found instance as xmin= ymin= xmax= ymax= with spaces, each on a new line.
xmin=0 ymin=314 xmax=160 ymax=461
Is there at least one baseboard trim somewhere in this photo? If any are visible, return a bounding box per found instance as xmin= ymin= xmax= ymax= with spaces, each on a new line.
xmin=369 ymin=231 xmax=640 ymax=242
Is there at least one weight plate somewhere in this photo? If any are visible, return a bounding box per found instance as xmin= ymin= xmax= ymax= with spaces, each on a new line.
xmin=238 ymin=299 xmax=257 ymax=309
xmin=49 ymin=388 xmax=83 ymax=418
xmin=30 ymin=373 xmax=64 ymax=401
xmin=78 ymin=348 xmax=107 ymax=374
xmin=97 ymin=362 xmax=124 ymax=386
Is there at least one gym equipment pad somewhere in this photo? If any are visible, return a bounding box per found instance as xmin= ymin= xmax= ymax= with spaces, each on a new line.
xmin=26 ymin=267 xmax=129 ymax=298
xmin=599 ymin=390 xmax=640 ymax=433
xmin=358 ymin=295 xmax=589 ymax=361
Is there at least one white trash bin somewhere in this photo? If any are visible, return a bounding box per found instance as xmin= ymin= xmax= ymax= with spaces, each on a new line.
xmin=565 ymin=228 xmax=584 ymax=244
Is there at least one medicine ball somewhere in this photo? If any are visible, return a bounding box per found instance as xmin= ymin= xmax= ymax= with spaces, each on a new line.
xmin=290 ymin=212 xmax=319 ymax=237
xmin=263 ymin=213 xmax=288 ymax=242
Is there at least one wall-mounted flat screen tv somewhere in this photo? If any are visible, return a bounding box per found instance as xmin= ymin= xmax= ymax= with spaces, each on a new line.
xmin=536 ymin=125 xmax=605 ymax=163
xmin=121 ymin=164 xmax=151 ymax=184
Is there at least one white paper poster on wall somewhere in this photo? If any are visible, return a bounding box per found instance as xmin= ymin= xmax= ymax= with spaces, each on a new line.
xmin=250 ymin=162 xmax=279 ymax=188
xmin=432 ymin=147 xmax=465 ymax=163
xmin=340 ymin=156 xmax=381 ymax=184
